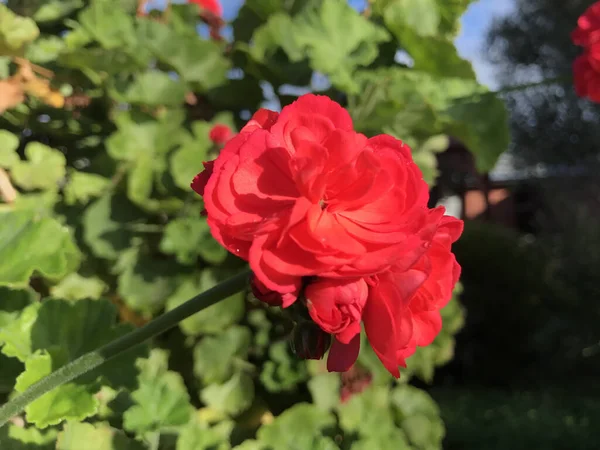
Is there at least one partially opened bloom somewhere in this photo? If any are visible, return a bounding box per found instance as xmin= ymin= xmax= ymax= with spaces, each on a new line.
xmin=192 ymin=93 xmax=463 ymax=377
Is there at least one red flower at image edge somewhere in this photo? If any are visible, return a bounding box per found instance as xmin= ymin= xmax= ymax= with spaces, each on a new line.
xmin=572 ymin=2 xmax=600 ymax=47
xmin=192 ymin=94 xmax=463 ymax=377
xmin=573 ymin=2 xmax=600 ymax=102
xmin=573 ymin=45 xmax=600 ymax=102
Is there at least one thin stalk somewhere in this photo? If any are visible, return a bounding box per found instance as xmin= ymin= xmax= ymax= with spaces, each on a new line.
xmin=0 ymin=269 xmax=251 ymax=428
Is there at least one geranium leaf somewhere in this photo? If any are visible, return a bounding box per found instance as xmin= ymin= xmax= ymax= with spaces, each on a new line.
xmin=57 ymin=421 xmax=146 ymax=450
xmin=0 ymin=4 xmax=40 ymax=56
xmin=193 ymin=326 xmax=252 ymax=385
xmin=0 ymin=130 xmax=20 ymax=168
xmin=123 ymin=349 xmax=193 ymax=434
xmin=15 ymin=350 xmax=100 ymax=428
xmin=11 ymin=142 xmax=66 ymax=191
xmin=0 ymin=209 xmax=80 ymax=288
xmin=64 ymin=171 xmax=110 ymax=206
xmin=160 ymin=217 xmax=227 ymax=266
xmin=200 ymin=372 xmax=255 ymax=416
xmin=165 ymin=270 xmax=245 ymax=336
xmin=255 ymin=403 xmax=336 ymax=449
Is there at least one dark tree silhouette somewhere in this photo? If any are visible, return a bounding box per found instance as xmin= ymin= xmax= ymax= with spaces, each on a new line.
xmin=486 ymin=0 xmax=600 ymax=167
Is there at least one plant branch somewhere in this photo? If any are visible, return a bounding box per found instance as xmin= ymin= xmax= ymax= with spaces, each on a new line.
xmin=0 ymin=268 xmax=251 ymax=428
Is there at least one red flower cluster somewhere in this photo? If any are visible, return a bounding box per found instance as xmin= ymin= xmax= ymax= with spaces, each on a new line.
xmin=573 ymin=2 xmax=600 ymax=102
xmin=192 ymin=94 xmax=463 ymax=377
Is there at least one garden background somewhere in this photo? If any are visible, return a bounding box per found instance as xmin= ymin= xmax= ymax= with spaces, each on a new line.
xmin=1 ymin=0 xmax=599 ymax=449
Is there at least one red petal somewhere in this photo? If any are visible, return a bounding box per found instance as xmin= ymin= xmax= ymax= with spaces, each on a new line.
xmin=327 ymin=334 xmax=360 ymax=372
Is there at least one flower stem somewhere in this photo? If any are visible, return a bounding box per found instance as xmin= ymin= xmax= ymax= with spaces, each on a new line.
xmin=0 ymin=269 xmax=251 ymax=429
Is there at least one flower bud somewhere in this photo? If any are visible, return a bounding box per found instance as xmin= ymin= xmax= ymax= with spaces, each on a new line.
xmin=290 ymin=321 xmax=331 ymax=360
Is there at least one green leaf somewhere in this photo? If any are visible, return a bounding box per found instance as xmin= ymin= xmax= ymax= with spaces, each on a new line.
xmin=381 ymin=0 xmax=441 ymax=37
xmin=256 ymin=403 xmax=335 ymax=449
xmin=115 ymin=247 xmax=183 ymax=315
xmin=20 ymin=299 xmax=143 ymax=382
xmin=0 ymin=209 xmax=80 ymax=288
xmin=391 ymin=385 xmax=445 ymax=448
xmin=0 ymin=303 xmax=40 ymax=361
xmin=107 ymin=107 xmax=186 ymax=163
xmin=123 ymin=349 xmax=193 ymax=434
xmin=249 ymin=13 xmax=304 ymax=63
xmin=0 ymin=4 xmax=40 ymax=56
xmin=260 ymin=341 xmax=308 ymax=393
xmin=113 ymin=71 xmax=188 ymax=106
xmin=291 ymin=0 xmax=390 ymax=93
xmin=169 ymin=138 xmax=210 ymax=191
xmin=50 ymin=273 xmax=107 ymax=301
xmin=337 ymin=386 xmax=397 ymax=438
xmin=165 ymin=270 xmax=245 ymax=336
xmin=160 ymin=217 xmax=227 ymax=265
xmin=0 ymin=422 xmax=57 ymax=450
xmin=33 ymin=0 xmax=84 ymax=23
xmin=349 ymin=430 xmax=411 ymax=450
xmin=233 ymin=0 xmax=284 ymax=42
xmin=64 ymin=171 xmax=110 ymax=205
xmin=0 ymin=130 xmax=20 ymax=168
xmin=82 ymin=194 xmax=146 ymax=260
xmin=57 ymin=422 xmax=146 ymax=450
xmin=106 ymin=110 xmax=186 ymax=211
xmin=15 ymin=350 xmax=100 ymax=428
xmin=374 ymin=0 xmax=475 ymax=78
xmin=193 ymin=326 xmax=252 ymax=385
xmin=2 ymin=298 xmax=145 ymax=427
xmin=436 ymin=0 xmax=475 ymax=36
xmin=78 ymin=1 xmax=137 ymax=50
xmin=177 ymin=417 xmax=234 ymax=450
xmin=11 ymin=142 xmax=66 ymax=191
xmin=400 ymin=33 xmax=476 ymax=79
xmin=25 ymin=36 xmax=65 ymax=64
xmin=307 ymin=373 xmax=340 ymax=411
xmin=200 ymin=372 xmax=255 ymax=416
xmin=447 ymin=93 xmax=511 ymax=172
xmin=137 ymin=19 xmax=230 ymax=90
xmin=350 ymin=69 xmax=508 ymax=172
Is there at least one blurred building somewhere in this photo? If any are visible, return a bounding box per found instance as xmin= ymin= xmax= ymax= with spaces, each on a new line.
xmin=428 ymin=138 xmax=567 ymax=234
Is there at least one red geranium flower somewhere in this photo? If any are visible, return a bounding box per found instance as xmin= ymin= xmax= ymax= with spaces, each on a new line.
xmin=572 ymin=2 xmax=600 ymax=47
xmin=192 ymin=94 xmax=433 ymax=301
xmin=192 ymin=93 xmax=463 ymax=378
xmin=573 ymin=44 xmax=600 ymax=102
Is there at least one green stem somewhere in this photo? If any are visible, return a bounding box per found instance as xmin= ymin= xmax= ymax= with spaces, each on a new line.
xmin=0 ymin=269 xmax=251 ymax=429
